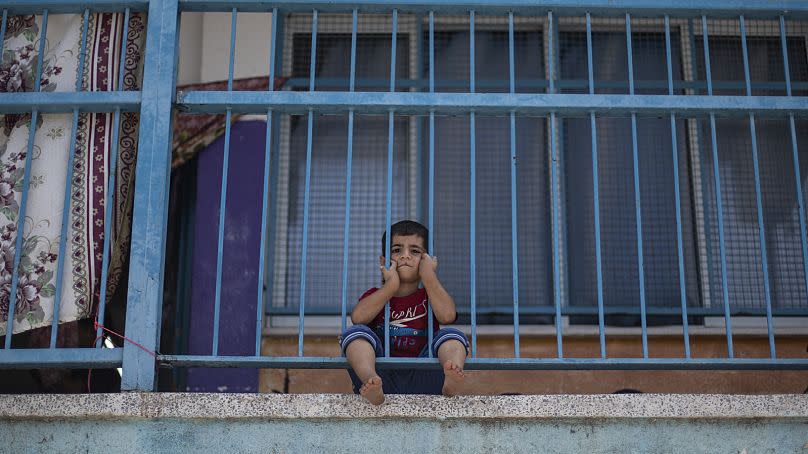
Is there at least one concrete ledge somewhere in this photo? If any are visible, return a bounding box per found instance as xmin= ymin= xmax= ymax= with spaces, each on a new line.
xmin=2 ymin=393 xmax=808 ymax=420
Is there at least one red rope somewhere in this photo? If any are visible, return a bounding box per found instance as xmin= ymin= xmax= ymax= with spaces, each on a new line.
xmin=93 ymin=321 xmax=157 ymax=358
xmin=87 ymin=322 xmax=157 ymax=392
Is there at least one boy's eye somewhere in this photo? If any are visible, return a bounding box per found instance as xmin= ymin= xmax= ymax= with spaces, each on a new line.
xmin=412 ymin=250 xmax=421 ymax=255
xmin=391 ymin=247 xmax=401 ymax=254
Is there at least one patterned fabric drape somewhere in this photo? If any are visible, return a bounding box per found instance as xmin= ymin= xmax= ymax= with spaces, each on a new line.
xmin=0 ymin=13 xmax=145 ymax=336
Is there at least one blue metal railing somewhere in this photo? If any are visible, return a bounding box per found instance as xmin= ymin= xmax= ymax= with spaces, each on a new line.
xmin=1 ymin=1 xmax=808 ymax=392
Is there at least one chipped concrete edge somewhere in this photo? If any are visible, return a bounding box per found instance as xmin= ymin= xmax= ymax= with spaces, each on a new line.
xmin=1 ymin=393 xmax=808 ymax=420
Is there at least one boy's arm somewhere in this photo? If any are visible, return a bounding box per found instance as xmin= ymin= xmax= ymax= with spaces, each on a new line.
xmin=350 ymin=262 xmax=400 ymax=325
xmin=419 ymin=254 xmax=457 ymax=324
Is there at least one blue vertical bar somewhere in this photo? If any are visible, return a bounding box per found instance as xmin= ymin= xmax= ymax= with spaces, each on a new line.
xmin=309 ymin=10 xmax=317 ymax=92
xmin=626 ymin=13 xmax=635 ymax=95
xmin=211 ymin=9 xmax=239 ymax=356
xmin=117 ymin=8 xmax=131 ymax=90
xmin=122 ymin=0 xmax=179 ymax=391
xmin=341 ymin=112 xmax=354 ymax=334
xmin=94 ymin=107 xmax=123 ymax=348
xmin=547 ymin=9 xmax=562 ymax=358
xmin=630 ymin=114 xmax=648 ymax=358
xmin=587 ymin=12 xmax=606 ymax=359
xmin=748 ymin=117 xmax=776 ymax=358
xmin=256 ymin=111 xmax=272 ymax=355
xmin=255 ymin=8 xmax=279 ymax=356
xmin=298 ymin=10 xmax=318 ymax=357
xmin=626 ymin=12 xmax=649 ymax=358
xmin=268 ymin=8 xmax=278 ymax=89
xmin=739 ymin=16 xmax=752 ymax=96
xmin=780 ymin=16 xmax=793 ymax=98
xmin=0 ymin=10 xmax=7 ymax=55
xmin=508 ymin=11 xmax=520 ymax=358
xmin=586 ymin=13 xmax=594 ymax=94
xmin=299 ymin=110 xmax=314 ymax=357
xmin=548 ymin=11 xmax=555 ymax=94
xmin=340 ymin=9 xmax=357 ymax=334
xmin=50 ymin=9 xmax=90 ymax=348
xmin=429 ymin=11 xmax=434 ymax=93
xmin=212 ymin=108 xmax=232 ymax=357
xmin=780 ymin=16 xmax=808 ymax=302
xmin=740 ymin=15 xmax=775 ymax=359
xmin=509 ymin=112 xmax=520 ymax=358
xmin=228 ymin=8 xmax=237 ymax=91
xmin=508 ymin=12 xmax=515 ymax=93
xmin=703 ymin=15 xmax=734 ymax=358
xmin=427 ymin=10 xmax=435 ymax=358
xmin=349 ymin=9 xmax=357 ymax=92
xmin=94 ymin=9 xmax=132 ymax=347
xmin=550 ymin=112 xmax=563 ymax=359
xmin=384 ymin=9 xmax=398 ymax=358
xmin=32 ymin=10 xmax=48 ymax=89
xmin=263 ymin=10 xmax=282 ymax=324
xmin=665 ymin=14 xmax=691 ymax=359
xmin=689 ymin=18 xmax=713 ymax=305
xmin=4 ymin=10 xmax=48 ymax=348
xmin=469 ymin=9 xmax=477 ymax=358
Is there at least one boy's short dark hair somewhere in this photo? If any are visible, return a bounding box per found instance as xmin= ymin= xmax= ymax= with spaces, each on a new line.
xmin=381 ymin=220 xmax=429 ymax=256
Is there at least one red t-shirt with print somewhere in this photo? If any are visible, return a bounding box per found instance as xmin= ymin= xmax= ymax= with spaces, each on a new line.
xmin=361 ymin=287 xmax=439 ymax=357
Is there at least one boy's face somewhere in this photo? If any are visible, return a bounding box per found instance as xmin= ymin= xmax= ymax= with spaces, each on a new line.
xmin=381 ymin=234 xmax=427 ymax=283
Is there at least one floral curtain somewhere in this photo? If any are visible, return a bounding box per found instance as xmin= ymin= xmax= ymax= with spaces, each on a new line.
xmin=0 ymin=12 xmax=145 ymax=337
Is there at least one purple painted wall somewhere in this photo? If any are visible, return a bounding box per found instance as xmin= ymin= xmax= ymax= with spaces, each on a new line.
xmin=186 ymin=120 xmax=267 ymax=392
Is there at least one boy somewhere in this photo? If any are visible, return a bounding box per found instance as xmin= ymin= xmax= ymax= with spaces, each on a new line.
xmin=339 ymin=220 xmax=469 ymax=405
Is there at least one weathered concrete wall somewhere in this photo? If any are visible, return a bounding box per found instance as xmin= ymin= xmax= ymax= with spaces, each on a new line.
xmin=2 ymin=394 xmax=807 ymax=453
xmin=259 ymin=334 xmax=808 ymax=394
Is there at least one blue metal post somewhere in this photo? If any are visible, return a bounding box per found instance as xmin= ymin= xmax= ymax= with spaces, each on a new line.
xmin=122 ymin=0 xmax=180 ymax=390
xmin=665 ymin=15 xmax=691 ymax=359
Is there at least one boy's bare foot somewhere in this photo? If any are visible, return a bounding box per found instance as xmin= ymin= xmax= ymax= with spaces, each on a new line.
xmin=359 ymin=376 xmax=385 ymax=405
xmin=442 ymin=360 xmax=465 ymax=396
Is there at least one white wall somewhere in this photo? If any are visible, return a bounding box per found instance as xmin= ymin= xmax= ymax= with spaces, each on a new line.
xmin=178 ymin=12 xmax=273 ymax=85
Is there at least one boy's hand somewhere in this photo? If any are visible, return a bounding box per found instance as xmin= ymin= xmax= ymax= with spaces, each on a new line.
xmin=380 ymin=260 xmax=400 ymax=290
xmin=419 ymin=253 xmax=438 ymax=280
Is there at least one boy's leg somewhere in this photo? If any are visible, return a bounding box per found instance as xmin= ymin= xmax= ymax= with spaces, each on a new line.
xmin=341 ymin=325 xmax=385 ymax=405
xmin=432 ymin=329 xmax=469 ymax=397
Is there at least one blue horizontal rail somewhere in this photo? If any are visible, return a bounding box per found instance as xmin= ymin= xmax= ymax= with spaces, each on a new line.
xmin=159 ymin=355 xmax=808 ymax=370
xmin=0 ymin=92 xmax=141 ymax=114
xmin=177 ymin=91 xmax=808 ymax=116
xmin=176 ymin=0 xmax=808 ymax=18
xmin=3 ymin=0 xmax=148 ymax=13
xmin=266 ymin=305 xmax=808 ymax=316
xmin=0 ymin=348 xmax=122 ymax=369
